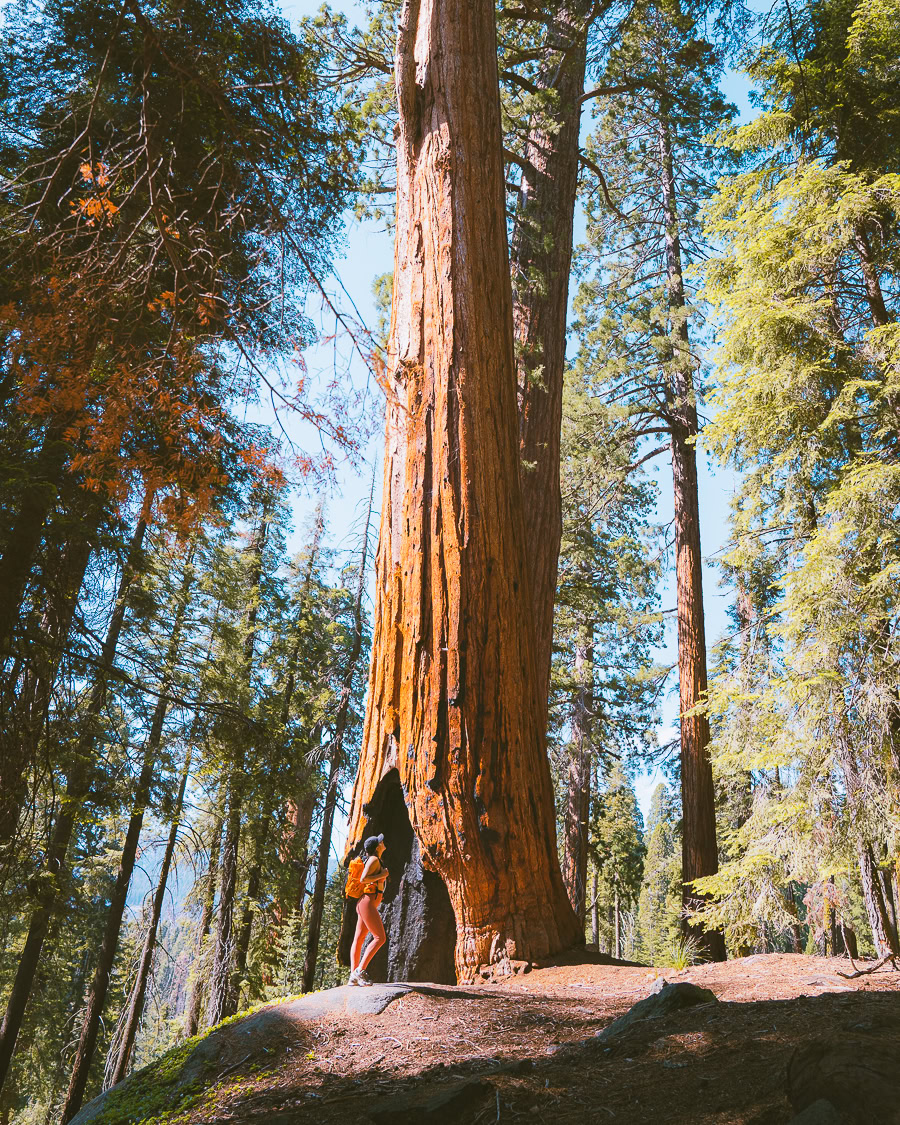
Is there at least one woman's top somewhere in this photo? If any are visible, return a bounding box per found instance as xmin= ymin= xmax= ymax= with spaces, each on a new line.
xmin=362 ymin=858 xmax=388 ymax=896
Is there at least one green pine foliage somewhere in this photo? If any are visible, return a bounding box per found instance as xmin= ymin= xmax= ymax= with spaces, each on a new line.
xmin=635 ymin=784 xmax=684 ymax=965
xmin=694 ymin=0 xmax=900 ymax=953
xmin=589 ymin=767 xmax=647 ymax=959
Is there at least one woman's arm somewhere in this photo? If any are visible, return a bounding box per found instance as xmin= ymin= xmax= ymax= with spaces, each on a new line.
xmin=362 ymin=855 xmax=387 ymax=885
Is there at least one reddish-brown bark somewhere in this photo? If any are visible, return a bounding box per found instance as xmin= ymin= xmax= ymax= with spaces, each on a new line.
xmin=658 ymin=116 xmax=725 ymax=962
xmin=346 ymin=0 xmax=580 ymax=981
xmin=509 ymin=4 xmax=590 ymax=706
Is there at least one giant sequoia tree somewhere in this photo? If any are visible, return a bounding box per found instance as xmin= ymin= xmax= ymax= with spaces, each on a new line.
xmin=345 ymin=0 xmax=580 ymax=980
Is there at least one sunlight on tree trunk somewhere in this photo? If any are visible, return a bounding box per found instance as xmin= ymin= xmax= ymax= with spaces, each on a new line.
xmin=346 ymin=0 xmax=580 ymax=981
xmin=658 ymin=115 xmax=725 ymax=962
xmin=510 ymin=2 xmax=590 ymax=710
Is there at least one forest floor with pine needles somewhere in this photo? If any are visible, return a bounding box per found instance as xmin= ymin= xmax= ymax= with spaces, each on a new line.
xmin=89 ymin=953 xmax=900 ymax=1125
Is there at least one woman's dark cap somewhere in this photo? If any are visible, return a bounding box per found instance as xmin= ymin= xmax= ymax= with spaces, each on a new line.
xmin=363 ymin=833 xmax=384 ymax=855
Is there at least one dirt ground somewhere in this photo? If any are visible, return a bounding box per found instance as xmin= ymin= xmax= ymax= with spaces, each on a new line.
xmin=177 ymin=953 xmax=900 ymax=1124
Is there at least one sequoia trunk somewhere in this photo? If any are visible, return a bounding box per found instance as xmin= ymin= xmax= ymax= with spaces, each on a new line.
xmin=658 ymin=115 xmax=725 ymax=962
xmin=345 ymin=0 xmax=580 ymax=981
xmin=509 ymin=3 xmax=589 ymax=707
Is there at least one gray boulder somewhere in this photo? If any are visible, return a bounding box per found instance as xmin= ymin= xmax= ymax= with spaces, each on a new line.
xmin=595 ymin=978 xmax=718 ymax=1043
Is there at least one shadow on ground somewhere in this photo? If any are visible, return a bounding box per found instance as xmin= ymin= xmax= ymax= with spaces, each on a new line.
xmin=72 ymin=982 xmax=900 ymax=1125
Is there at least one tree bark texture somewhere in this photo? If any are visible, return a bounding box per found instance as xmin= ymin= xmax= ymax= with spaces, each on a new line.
xmin=835 ymin=732 xmax=900 ymax=958
xmin=562 ymin=639 xmax=592 ymax=926
xmin=0 ymin=512 xmax=148 ymax=1094
xmin=858 ymin=844 xmax=900 ymax=959
xmin=509 ymin=3 xmax=589 ymax=710
xmin=657 ymin=116 xmax=725 ymax=962
xmin=345 ymin=0 xmax=581 ymax=981
xmin=591 ymin=868 xmax=599 ymax=947
xmin=207 ymin=770 xmax=242 ymax=1026
xmin=854 ymin=224 xmax=891 ymax=329
xmin=111 ymin=747 xmax=192 ymax=1085
xmin=284 ymin=791 xmax=316 ymax=919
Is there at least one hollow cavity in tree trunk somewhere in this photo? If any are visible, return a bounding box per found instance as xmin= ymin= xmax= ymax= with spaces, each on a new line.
xmin=339 ymin=771 xmax=456 ymax=984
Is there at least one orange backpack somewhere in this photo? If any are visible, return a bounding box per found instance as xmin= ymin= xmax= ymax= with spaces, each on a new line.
xmin=345 ymin=856 xmax=366 ymax=899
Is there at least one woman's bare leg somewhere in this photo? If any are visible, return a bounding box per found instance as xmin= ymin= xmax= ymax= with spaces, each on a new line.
xmin=357 ymin=896 xmax=386 ymax=971
xmin=350 ymin=912 xmax=370 ymax=972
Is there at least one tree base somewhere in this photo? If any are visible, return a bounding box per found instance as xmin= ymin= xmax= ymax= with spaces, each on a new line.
xmin=338 ymin=770 xmax=457 ymax=984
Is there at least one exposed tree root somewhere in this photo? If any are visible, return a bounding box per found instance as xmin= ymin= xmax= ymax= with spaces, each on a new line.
xmin=837 ymin=951 xmax=899 ymax=979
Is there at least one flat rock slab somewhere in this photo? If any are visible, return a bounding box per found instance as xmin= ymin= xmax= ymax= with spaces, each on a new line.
xmin=595 ymin=978 xmax=718 ymax=1043
xmin=277 ymin=983 xmax=416 ymax=1019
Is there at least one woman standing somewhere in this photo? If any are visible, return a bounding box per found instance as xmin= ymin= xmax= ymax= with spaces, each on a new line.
xmin=349 ymin=834 xmax=388 ymax=985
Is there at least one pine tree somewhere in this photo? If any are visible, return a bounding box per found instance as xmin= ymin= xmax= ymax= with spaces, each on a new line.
xmin=696 ymin=0 xmax=900 ymax=957
xmin=590 ymin=766 xmax=646 ymax=959
xmin=571 ymin=0 xmax=736 ymax=959
xmin=636 ymin=784 xmax=684 ymax=964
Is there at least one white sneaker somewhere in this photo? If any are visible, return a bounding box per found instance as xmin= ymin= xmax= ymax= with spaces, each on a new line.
xmin=355 ymin=969 xmax=372 ymax=986
xmin=348 ymin=969 xmax=360 ymax=986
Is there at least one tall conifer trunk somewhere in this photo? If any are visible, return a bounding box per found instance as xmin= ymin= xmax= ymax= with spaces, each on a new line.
xmin=183 ymin=814 xmax=223 ymax=1039
xmin=562 ymin=639 xmax=592 ymax=925
xmin=302 ymin=484 xmax=373 ymax=992
xmin=657 ymin=115 xmax=726 ymax=961
xmin=509 ymin=3 xmax=590 ymax=706
xmin=278 ymin=511 xmax=324 ymax=921
xmin=0 ymin=422 xmax=71 ymax=660
xmin=230 ymin=828 xmax=264 ymax=1012
xmin=0 ymin=512 xmax=98 ymax=846
xmin=346 ymin=0 xmax=580 ymax=981
xmin=0 ymin=510 xmax=149 ymax=1093
xmin=60 ymin=693 xmax=169 ymax=1121
xmin=207 ymin=510 xmax=267 ymax=1025
xmin=110 ymin=747 xmax=192 ymax=1085
xmin=61 ymin=554 xmax=192 ymax=1119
